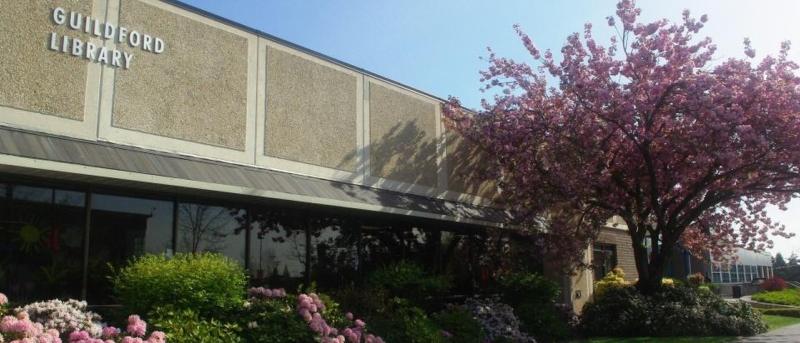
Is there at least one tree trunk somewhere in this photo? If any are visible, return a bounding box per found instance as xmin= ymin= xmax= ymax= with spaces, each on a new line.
xmin=628 ymin=226 xmax=675 ymax=295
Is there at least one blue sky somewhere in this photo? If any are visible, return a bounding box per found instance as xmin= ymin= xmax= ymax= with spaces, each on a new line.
xmin=181 ymin=0 xmax=799 ymax=257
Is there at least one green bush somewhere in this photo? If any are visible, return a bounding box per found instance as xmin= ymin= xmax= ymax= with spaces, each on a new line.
xmin=149 ymin=306 xmax=243 ymax=343
xmin=498 ymin=272 xmax=573 ymax=341
xmin=752 ymin=289 xmax=800 ymax=306
xmin=236 ymin=297 xmax=316 ymax=343
xmin=593 ymin=267 xmax=631 ymax=299
xmin=369 ymin=298 xmax=446 ymax=343
xmin=367 ymin=261 xmax=452 ymax=306
xmin=761 ymin=308 xmax=800 ymax=317
xmin=112 ymin=253 xmax=247 ymax=317
xmin=581 ymin=285 xmax=767 ymax=337
xmin=687 ymin=272 xmax=706 ymax=288
xmin=432 ymin=305 xmax=485 ymax=343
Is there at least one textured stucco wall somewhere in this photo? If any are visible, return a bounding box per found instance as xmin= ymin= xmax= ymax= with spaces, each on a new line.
xmin=445 ymin=131 xmax=499 ymax=200
xmin=264 ymin=46 xmax=358 ymax=171
xmin=113 ymin=0 xmax=249 ymax=150
xmin=368 ymin=83 xmax=437 ymax=187
xmin=597 ymin=227 xmax=638 ymax=281
xmin=0 ymin=0 xmax=91 ymax=120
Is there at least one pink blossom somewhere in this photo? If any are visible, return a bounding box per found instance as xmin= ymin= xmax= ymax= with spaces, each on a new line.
xmin=126 ymin=315 xmax=147 ymax=337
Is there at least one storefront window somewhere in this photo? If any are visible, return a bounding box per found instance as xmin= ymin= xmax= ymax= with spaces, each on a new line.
xmin=87 ymin=193 xmax=173 ymax=304
xmin=176 ymin=202 xmax=247 ymax=265
xmin=0 ymin=184 xmax=86 ymax=302
xmin=249 ymin=209 xmax=308 ymax=289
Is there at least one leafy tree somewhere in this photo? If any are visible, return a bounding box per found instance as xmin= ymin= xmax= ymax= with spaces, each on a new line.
xmin=789 ymin=253 xmax=799 ymax=266
xmin=443 ymin=0 xmax=799 ymax=293
xmin=775 ymin=253 xmax=787 ymax=268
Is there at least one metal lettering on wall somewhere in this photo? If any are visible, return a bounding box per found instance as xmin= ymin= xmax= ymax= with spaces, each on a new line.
xmin=48 ymin=7 xmax=165 ymax=69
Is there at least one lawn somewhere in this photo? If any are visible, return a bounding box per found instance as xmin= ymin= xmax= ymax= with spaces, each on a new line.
xmin=575 ymin=337 xmax=732 ymax=343
xmin=763 ymin=314 xmax=800 ymax=330
xmin=751 ymin=288 xmax=800 ymax=306
xmin=574 ymin=315 xmax=800 ymax=342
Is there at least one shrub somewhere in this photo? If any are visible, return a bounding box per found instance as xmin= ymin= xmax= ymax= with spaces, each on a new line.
xmin=367 ymin=261 xmax=452 ymax=307
xmin=464 ymin=296 xmax=535 ymax=342
xmin=0 ymin=294 xmax=164 ymax=342
xmin=752 ymin=288 xmax=800 ymax=306
xmin=149 ymin=306 xmax=242 ymax=343
xmin=593 ymin=267 xmax=631 ymax=299
xmin=761 ymin=277 xmax=788 ymax=292
xmin=237 ymin=296 xmax=314 ymax=343
xmin=498 ymin=272 xmax=573 ymax=341
xmin=112 ymin=253 xmax=247 ymax=317
xmin=687 ymin=272 xmax=706 ymax=288
xmin=580 ymin=285 xmax=767 ymax=337
xmin=368 ymin=298 xmax=444 ymax=343
xmin=432 ymin=305 xmax=485 ymax=343
xmin=16 ymin=298 xmax=103 ymax=338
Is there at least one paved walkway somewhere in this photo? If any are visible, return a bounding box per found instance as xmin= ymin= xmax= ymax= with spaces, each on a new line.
xmin=738 ymin=323 xmax=800 ymax=342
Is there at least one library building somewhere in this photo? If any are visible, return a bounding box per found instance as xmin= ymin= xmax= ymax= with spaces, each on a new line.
xmin=0 ymin=0 xmax=637 ymax=310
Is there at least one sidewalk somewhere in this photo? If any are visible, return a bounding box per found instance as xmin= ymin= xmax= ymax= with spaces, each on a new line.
xmin=737 ymin=323 xmax=800 ymax=342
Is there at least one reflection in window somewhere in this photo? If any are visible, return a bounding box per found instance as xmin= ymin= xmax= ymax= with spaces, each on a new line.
xmin=177 ymin=203 xmax=246 ymax=265
xmin=0 ymin=184 xmax=85 ymax=302
xmin=593 ymin=243 xmax=617 ymax=281
xmin=88 ymin=194 xmax=173 ymax=304
xmin=249 ymin=209 xmax=307 ymax=289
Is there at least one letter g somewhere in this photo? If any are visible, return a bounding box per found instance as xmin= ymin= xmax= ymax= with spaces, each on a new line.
xmin=53 ymin=7 xmax=66 ymax=25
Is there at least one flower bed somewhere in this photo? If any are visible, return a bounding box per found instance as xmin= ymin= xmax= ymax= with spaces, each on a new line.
xmin=0 ymin=292 xmax=165 ymax=343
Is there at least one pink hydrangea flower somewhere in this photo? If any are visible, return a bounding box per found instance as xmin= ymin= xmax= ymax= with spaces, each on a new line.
xmin=0 ymin=292 xmax=8 ymax=306
xmin=101 ymin=326 xmax=120 ymax=339
xmin=146 ymin=331 xmax=166 ymax=343
xmin=126 ymin=315 xmax=147 ymax=337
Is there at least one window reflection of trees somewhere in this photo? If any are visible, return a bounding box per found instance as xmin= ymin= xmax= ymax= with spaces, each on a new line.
xmin=179 ymin=204 xmax=232 ymax=254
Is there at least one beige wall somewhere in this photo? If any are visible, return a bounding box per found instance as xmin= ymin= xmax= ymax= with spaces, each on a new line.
xmin=368 ymin=82 xmax=438 ymax=187
xmin=0 ymin=0 xmax=496 ymax=207
xmin=597 ymin=227 xmax=639 ymax=281
xmin=0 ymin=0 xmax=93 ymax=121
xmin=546 ymin=226 xmax=639 ymax=313
xmin=445 ymin=131 xmax=499 ymax=200
xmin=112 ymin=0 xmax=249 ymax=150
xmin=264 ymin=45 xmax=359 ymax=171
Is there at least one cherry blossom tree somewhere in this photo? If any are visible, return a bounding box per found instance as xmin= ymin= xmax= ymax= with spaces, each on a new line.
xmin=444 ymin=0 xmax=799 ymax=293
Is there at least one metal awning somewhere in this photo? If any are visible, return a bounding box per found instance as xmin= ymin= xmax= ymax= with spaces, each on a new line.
xmin=0 ymin=127 xmax=510 ymax=227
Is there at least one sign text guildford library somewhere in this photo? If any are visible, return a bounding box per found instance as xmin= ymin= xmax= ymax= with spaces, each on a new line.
xmin=48 ymin=7 xmax=165 ymax=69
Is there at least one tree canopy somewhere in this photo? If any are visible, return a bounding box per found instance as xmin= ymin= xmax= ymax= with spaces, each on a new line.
xmin=443 ymin=0 xmax=799 ymax=292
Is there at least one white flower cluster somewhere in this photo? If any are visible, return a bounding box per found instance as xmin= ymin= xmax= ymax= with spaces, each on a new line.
xmin=464 ymin=296 xmax=536 ymax=343
xmin=16 ymin=298 xmax=103 ymax=337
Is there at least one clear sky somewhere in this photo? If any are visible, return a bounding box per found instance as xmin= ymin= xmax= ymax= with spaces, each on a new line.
xmin=180 ymin=0 xmax=800 ymax=257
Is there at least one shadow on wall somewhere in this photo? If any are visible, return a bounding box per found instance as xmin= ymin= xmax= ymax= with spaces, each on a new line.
xmin=330 ymin=118 xmax=496 ymax=209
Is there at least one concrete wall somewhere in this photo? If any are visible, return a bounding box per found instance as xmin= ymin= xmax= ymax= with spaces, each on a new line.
xmin=263 ymin=44 xmax=360 ymax=172
xmin=550 ymin=225 xmax=639 ymax=313
xmin=112 ymin=0 xmax=249 ymax=150
xmin=0 ymin=0 xmax=497 ymax=208
xmin=368 ymin=81 xmax=438 ymax=187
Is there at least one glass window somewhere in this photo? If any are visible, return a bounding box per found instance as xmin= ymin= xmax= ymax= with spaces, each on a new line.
xmin=87 ymin=193 xmax=174 ymax=304
xmin=737 ymin=264 xmax=744 ymax=283
xmin=177 ymin=202 xmax=247 ymax=265
xmin=249 ymin=209 xmax=308 ymax=289
xmin=721 ymin=265 xmax=731 ymax=283
xmin=0 ymin=184 xmax=85 ymax=302
xmin=12 ymin=185 xmax=53 ymax=203
xmin=592 ymin=243 xmax=618 ymax=281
